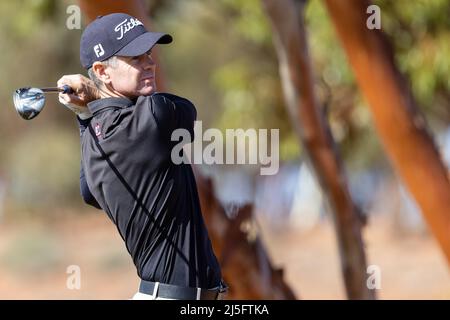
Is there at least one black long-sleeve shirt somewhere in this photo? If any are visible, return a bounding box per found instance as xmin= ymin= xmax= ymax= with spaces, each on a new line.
xmin=78 ymin=117 xmax=101 ymax=209
xmin=77 ymin=93 xmax=222 ymax=289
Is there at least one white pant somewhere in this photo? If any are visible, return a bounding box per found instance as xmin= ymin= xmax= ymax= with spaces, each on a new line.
xmin=131 ymin=292 xmax=174 ymax=300
xmin=131 ymin=281 xmax=224 ymax=300
xmin=131 ymin=282 xmax=175 ymax=300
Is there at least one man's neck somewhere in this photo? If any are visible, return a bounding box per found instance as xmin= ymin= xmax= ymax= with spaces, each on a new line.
xmin=100 ymin=88 xmax=125 ymax=99
xmin=98 ymin=85 xmax=133 ymax=100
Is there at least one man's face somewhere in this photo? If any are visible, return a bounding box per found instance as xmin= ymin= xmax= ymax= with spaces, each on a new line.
xmin=107 ymin=51 xmax=157 ymax=98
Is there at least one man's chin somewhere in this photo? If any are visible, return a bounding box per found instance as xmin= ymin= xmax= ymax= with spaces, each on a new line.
xmin=140 ymin=81 xmax=156 ymax=95
xmin=139 ymin=87 xmax=156 ymax=96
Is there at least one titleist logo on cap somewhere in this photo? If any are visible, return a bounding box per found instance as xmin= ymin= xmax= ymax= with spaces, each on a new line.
xmin=114 ymin=18 xmax=144 ymax=40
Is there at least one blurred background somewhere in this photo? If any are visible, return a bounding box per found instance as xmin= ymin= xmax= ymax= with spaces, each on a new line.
xmin=0 ymin=0 xmax=449 ymax=299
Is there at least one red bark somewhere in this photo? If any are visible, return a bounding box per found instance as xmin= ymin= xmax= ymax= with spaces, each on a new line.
xmin=262 ymin=0 xmax=373 ymax=299
xmin=325 ymin=0 xmax=450 ymax=265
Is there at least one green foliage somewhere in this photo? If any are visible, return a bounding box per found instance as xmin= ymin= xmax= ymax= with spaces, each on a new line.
xmin=0 ymin=0 xmax=448 ymax=211
xmin=375 ymin=0 xmax=450 ymax=119
xmin=305 ymin=0 xmax=355 ymax=87
xmin=155 ymin=0 xmax=300 ymax=160
xmin=155 ymin=0 xmax=449 ymax=166
xmin=7 ymin=126 xmax=80 ymax=209
xmin=0 ymin=0 xmax=57 ymax=39
xmin=305 ymin=0 xmax=450 ymax=167
xmin=221 ymin=0 xmax=273 ymax=45
xmin=0 ymin=0 xmax=83 ymax=210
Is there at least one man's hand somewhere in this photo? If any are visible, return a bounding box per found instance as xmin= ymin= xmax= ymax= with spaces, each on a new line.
xmin=57 ymin=74 xmax=100 ymax=119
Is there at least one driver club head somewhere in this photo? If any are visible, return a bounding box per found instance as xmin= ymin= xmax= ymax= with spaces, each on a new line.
xmin=13 ymin=87 xmax=46 ymax=120
xmin=13 ymin=85 xmax=73 ymax=120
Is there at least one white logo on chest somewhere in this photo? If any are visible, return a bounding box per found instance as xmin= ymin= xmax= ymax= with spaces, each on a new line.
xmin=114 ymin=18 xmax=144 ymax=40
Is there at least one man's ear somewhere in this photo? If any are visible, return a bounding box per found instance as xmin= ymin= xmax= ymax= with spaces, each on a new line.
xmin=92 ymin=61 xmax=111 ymax=85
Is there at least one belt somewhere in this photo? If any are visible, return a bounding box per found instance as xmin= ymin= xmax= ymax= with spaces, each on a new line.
xmin=139 ymin=280 xmax=227 ymax=300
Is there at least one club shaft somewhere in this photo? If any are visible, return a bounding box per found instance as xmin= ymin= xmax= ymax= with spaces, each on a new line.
xmin=40 ymin=87 xmax=64 ymax=93
xmin=39 ymin=85 xmax=73 ymax=94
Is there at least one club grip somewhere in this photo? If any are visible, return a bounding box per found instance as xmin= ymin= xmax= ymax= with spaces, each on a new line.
xmin=61 ymin=85 xmax=74 ymax=94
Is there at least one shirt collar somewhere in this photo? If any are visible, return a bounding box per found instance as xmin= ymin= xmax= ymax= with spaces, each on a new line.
xmin=87 ymin=97 xmax=135 ymax=115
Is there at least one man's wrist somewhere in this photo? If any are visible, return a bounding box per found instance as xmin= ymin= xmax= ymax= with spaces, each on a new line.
xmin=78 ymin=112 xmax=93 ymax=120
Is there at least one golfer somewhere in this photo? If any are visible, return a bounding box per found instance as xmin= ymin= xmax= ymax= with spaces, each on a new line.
xmin=57 ymin=13 xmax=226 ymax=300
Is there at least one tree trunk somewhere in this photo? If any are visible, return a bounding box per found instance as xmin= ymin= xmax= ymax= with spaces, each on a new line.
xmin=324 ymin=0 xmax=450 ymax=264
xmin=262 ymin=0 xmax=374 ymax=299
xmin=195 ymin=171 xmax=297 ymax=299
xmin=78 ymin=0 xmax=296 ymax=299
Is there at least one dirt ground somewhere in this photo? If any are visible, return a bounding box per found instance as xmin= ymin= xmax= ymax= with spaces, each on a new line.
xmin=259 ymin=214 xmax=450 ymax=299
xmin=0 ymin=209 xmax=448 ymax=300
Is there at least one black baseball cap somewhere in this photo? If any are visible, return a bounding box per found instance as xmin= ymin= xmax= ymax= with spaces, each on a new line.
xmin=80 ymin=13 xmax=172 ymax=69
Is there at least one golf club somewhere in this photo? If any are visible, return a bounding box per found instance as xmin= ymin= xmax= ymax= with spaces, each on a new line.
xmin=13 ymin=85 xmax=73 ymax=120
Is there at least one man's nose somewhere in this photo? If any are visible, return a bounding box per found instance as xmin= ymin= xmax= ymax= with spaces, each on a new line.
xmin=143 ymin=55 xmax=155 ymax=70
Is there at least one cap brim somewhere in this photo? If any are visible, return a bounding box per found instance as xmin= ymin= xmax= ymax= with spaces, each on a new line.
xmin=115 ymin=32 xmax=172 ymax=57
